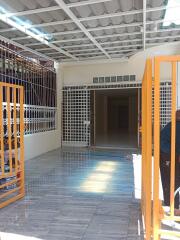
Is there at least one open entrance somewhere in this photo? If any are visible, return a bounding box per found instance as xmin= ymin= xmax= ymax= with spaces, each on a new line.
xmin=93 ymin=89 xmax=139 ymax=149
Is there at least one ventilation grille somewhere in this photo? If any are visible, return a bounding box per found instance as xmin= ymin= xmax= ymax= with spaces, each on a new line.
xmin=93 ymin=75 xmax=136 ymax=84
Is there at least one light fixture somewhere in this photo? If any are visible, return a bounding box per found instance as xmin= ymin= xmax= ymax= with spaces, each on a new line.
xmin=163 ymin=0 xmax=180 ymax=27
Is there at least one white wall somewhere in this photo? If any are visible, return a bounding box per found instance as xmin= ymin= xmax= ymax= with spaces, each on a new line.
xmin=62 ymin=42 xmax=180 ymax=86
xmin=24 ymin=130 xmax=60 ymax=160
xmin=24 ymin=43 xmax=180 ymax=160
xmin=24 ymin=63 xmax=63 ymax=160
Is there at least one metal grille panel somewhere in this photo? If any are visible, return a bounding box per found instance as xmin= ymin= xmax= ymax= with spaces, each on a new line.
xmin=63 ymin=90 xmax=90 ymax=147
xmin=63 ymin=82 xmax=171 ymax=147
xmin=152 ymin=82 xmax=172 ymax=128
xmin=0 ymin=40 xmax=57 ymax=135
xmin=0 ymin=83 xmax=25 ymax=208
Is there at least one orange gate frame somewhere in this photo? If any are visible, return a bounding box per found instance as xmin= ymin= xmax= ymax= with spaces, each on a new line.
xmin=141 ymin=56 xmax=180 ymax=240
xmin=0 ymin=82 xmax=25 ymax=208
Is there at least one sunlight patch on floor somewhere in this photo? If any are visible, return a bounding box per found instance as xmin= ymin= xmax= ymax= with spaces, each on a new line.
xmin=80 ymin=161 xmax=117 ymax=193
xmin=0 ymin=232 xmax=43 ymax=240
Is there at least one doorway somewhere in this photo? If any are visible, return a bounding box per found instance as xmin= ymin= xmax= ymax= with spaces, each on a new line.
xmin=92 ymin=89 xmax=139 ymax=148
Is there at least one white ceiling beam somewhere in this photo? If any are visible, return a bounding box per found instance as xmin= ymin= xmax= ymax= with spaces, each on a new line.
xmin=105 ymin=44 xmax=142 ymax=50
xmin=68 ymin=0 xmax=112 ymax=8
xmin=10 ymin=11 xmax=180 ymax=41
xmin=101 ymin=38 xmax=142 ymax=46
xmin=48 ymin=31 xmax=142 ymax=47
xmin=54 ymin=0 xmax=110 ymax=59
xmin=62 ymin=27 xmax=180 ymax=47
xmin=146 ymin=35 xmax=180 ymax=41
xmin=24 ymin=42 xmax=45 ymax=47
xmin=15 ymin=21 xmax=142 ymax=41
xmin=30 ymin=19 xmax=73 ymax=28
xmin=66 ymin=39 xmax=142 ymax=52
xmin=59 ymin=30 xmax=180 ymax=49
xmin=3 ymin=0 xmax=112 ymax=17
xmin=1 ymin=3 xmax=179 ymax=35
xmin=70 ymin=35 xmax=180 ymax=52
xmin=143 ymin=0 xmax=146 ymax=50
xmin=107 ymin=49 xmax=140 ymax=54
xmin=89 ymin=22 xmax=142 ymax=32
xmin=64 ymin=45 xmax=141 ymax=55
xmin=11 ymin=29 xmax=82 ymax=41
xmin=46 ymin=31 xmax=142 ymax=46
xmin=3 ymin=4 xmax=178 ymax=30
xmin=46 ymin=52 xmax=66 ymax=56
xmin=11 ymin=36 xmax=32 ymax=41
xmin=95 ymin=31 xmax=141 ymax=40
xmin=21 ymin=23 xmax=142 ymax=44
xmin=0 ymin=27 xmax=16 ymax=33
xmin=69 ymin=48 xmax=100 ymax=53
xmin=0 ymin=34 xmax=57 ymax=62
xmin=80 ymin=53 xmax=124 ymax=59
xmin=74 ymin=48 xmax=139 ymax=56
xmin=63 ymin=36 xmax=180 ymax=54
xmin=43 ymin=29 xmax=142 ymax=48
xmin=62 ymin=43 xmax=94 ymax=49
xmin=77 ymin=55 xmax=125 ymax=61
xmin=53 ymin=37 xmax=89 ymax=44
xmin=36 ymin=47 xmax=54 ymax=51
xmin=21 ymin=5 xmax=171 ymax=29
xmin=0 ymin=9 xmax=143 ymax=32
xmin=46 ymin=29 xmax=82 ymax=36
xmin=24 ymin=39 xmax=89 ymax=48
xmin=21 ymin=21 xmax=143 ymax=41
xmin=4 ymin=6 xmax=62 ymax=17
xmin=0 ymin=13 xmax=78 ymax=60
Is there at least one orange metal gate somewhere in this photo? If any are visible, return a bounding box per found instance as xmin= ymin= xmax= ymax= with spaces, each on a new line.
xmin=0 ymin=82 xmax=24 ymax=208
xmin=141 ymin=56 xmax=180 ymax=239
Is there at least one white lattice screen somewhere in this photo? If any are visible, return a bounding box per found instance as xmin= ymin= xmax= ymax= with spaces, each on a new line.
xmin=62 ymin=89 xmax=90 ymax=147
xmin=152 ymin=82 xmax=172 ymax=128
xmin=62 ymin=82 xmax=171 ymax=147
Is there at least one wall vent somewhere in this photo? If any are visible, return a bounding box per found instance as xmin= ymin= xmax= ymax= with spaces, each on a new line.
xmin=93 ymin=75 xmax=136 ymax=84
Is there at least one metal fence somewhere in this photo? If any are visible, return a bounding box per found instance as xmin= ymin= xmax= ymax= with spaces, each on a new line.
xmin=0 ymin=82 xmax=25 ymax=208
xmin=0 ymin=40 xmax=57 ymax=135
xmin=141 ymin=56 xmax=180 ymax=240
xmin=24 ymin=105 xmax=56 ymax=135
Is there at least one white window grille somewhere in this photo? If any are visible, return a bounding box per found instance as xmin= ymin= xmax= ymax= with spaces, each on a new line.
xmin=2 ymin=102 xmax=57 ymax=136
xmin=24 ymin=105 xmax=57 ymax=135
xmin=0 ymin=40 xmax=57 ymax=135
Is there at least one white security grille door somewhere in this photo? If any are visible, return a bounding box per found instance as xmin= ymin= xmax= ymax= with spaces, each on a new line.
xmin=62 ymin=90 xmax=90 ymax=147
xmin=152 ymin=82 xmax=171 ymax=128
xmin=160 ymin=83 xmax=171 ymax=128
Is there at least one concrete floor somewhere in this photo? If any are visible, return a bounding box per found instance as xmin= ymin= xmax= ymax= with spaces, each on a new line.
xmin=0 ymin=148 xmax=143 ymax=240
xmin=96 ymin=132 xmax=138 ymax=149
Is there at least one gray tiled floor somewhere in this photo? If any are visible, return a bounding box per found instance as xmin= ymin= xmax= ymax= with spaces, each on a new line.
xmin=0 ymin=148 xmax=143 ymax=240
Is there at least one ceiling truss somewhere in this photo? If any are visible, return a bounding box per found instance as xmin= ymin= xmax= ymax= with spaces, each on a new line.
xmin=0 ymin=0 xmax=179 ymax=62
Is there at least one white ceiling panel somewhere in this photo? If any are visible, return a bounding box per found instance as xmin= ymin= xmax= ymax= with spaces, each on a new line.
xmin=0 ymin=0 xmax=179 ymax=62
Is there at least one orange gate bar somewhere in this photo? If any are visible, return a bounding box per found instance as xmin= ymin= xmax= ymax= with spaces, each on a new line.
xmin=0 ymin=82 xmax=25 ymax=208
xmin=141 ymin=56 xmax=180 ymax=240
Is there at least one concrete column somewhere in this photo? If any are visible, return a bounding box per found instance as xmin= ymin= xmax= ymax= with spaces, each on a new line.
xmin=55 ymin=63 xmax=64 ymax=147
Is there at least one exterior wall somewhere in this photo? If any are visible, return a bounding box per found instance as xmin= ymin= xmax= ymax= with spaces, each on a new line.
xmin=62 ymin=42 xmax=180 ymax=86
xmin=25 ymin=43 xmax=180 ymax=159
xmin=24 ymin=63 xmax=63 ymax=160
xmin=24 ymin=130 xmax=60 ymax=160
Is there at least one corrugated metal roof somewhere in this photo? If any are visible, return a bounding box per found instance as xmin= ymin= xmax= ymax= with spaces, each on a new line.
xmin=0 ymin=0 xmax=179 ymax=62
